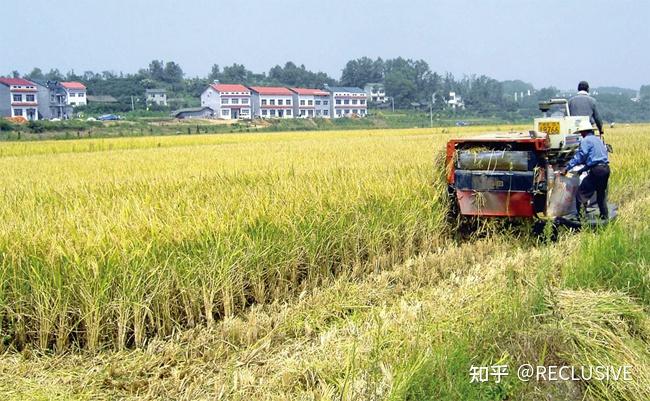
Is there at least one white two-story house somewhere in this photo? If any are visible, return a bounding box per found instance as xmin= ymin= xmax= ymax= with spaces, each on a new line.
xmin=61 ymin=81 xmax=87 ymax=107
xmin=250 ymin=86 xmax=294 ymax=118
xmin=0 ymin=77 xmax=39 ymax=120
xmin=325 ymin=86 xmax=368 ymax=118
xmin=290 ymin=88 xmax=330 ymax=118
xmin=201 ymin=83 xmax=252 ymax=119
xmin=363 ymin=83 xmax=386 ymax=103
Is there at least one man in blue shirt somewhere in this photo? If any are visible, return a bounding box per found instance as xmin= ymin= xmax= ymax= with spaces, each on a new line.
xmin=560 ymin=119 xmax=610 ymax=218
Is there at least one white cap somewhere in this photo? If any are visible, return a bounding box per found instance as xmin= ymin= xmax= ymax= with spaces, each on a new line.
xmin=577 ymin=119 xmax=594 ymax=132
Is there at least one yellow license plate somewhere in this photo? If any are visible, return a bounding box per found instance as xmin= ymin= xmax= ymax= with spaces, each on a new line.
xmin=538 ymin=122 xmax=560 ymax=134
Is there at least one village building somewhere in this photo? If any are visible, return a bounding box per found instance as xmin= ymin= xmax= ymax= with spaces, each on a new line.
xmin=290 ymin=88 xmax=330 ymax=118
xmin=325 ymin=86 xmax=368 ymax=118
xmin=146 ymin=89 xmax=167 ymax=106
xmin=172 ymin=106 xmax=214 ymax=119
xmin=60 ymin=82 xmax=87 ymax=107
xmin=249 ymin=86 xmax=294 ymax=118
xmin=201 ymin=83 xmax=251 ymax=119
xmin=0 ymin=77 xmax=39 ymax=120
xmin=363 ymin=83 xmax=386 ymax=103
xmin=31 ymin=80 xmax=69 ymax=119
xmin=447 ymin=91 xmax=464 ymax=109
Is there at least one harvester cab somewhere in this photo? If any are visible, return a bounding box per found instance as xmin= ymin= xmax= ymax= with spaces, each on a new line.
xmin=534 ymin=98 xmax=581 ymax=163
xmin=445 ymin=98 xmax=615 ymax=235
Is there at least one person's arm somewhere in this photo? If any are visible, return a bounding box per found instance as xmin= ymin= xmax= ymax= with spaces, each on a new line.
xmin=592 ymin=99 xmax=604 ymax=135
xmin=565 ymin=139 xmax=591 ymax=172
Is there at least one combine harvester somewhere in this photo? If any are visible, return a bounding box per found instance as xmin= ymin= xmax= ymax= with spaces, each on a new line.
xmin=445 ymin=99 xmax=616 ymax=237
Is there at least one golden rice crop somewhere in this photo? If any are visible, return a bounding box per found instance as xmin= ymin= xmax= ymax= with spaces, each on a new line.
xmin=0 ymin=128 xmax=451 ymax=351
xmin=0 ymin=124 xmax=648 ymax=352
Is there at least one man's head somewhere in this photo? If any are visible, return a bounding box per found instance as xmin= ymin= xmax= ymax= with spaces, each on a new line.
xmin=577 ymin=119 xmax=594 ymax=137
xmin=578 ymin=81 xmax=590 ymax=92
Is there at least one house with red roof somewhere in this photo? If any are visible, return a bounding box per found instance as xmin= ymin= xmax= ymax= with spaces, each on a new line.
xmin=60 ymin=81 xmax=87 ymax=107
xmin=201 ymin=82 xmax=252 ymax=119
xmin=0 ymin=78 xmax=39 ymax=120
xmin=249 ymin=86 xmax=295 ymax=118
xmin=290 ymin=88 xmax=330 ymax=118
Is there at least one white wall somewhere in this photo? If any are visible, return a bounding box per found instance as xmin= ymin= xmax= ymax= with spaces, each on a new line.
xmin=66 ymin=89 xmax=87 ymax=106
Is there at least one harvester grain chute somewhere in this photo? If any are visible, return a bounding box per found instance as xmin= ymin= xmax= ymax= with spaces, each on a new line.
xmin=445 ymin=98 xmax=616 ymax=236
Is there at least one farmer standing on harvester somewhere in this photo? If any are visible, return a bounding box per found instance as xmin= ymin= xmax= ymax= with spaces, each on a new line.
xmin=569 ymin=81 xmax=605 ymax=137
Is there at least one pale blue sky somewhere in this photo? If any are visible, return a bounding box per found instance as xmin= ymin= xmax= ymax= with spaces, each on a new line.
xmin=2 ymin=0 xmax=648 ymax=90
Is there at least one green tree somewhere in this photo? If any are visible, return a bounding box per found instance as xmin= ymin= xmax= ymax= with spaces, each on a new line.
xmin=44 ymin=68 xmax=64 ymax=81
xmin=385 ymin=70 xmax=417 ymax=107
xmin=341 ymin=57 xmax=383 ymax=87
xmin=220 ymin=63 xmax=251 ymax=84
xmin=66 ymin=70 xmax=82 ymax=81
xmin=163 ymin=61 xmax=184 ymax=84
xmin=25 ymin=67 xmax=44 ymax=80
xmin=148 ymin=60 xmax=165 ymax=81
xmin=640 ymin=85 xmax=650 ymax=100
xmin=208 ymin=64 xmax=221 ymax=82
xmin=268 ymin=61 xmax=335 ymax=88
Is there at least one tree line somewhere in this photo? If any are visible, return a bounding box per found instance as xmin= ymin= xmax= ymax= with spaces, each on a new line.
xmin=5 ymin=58 xmax=650 ymax=121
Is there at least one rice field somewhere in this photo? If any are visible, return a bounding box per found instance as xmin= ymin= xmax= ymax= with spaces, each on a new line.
xmin=0 ymin=124 xmax=649 ymax=400
xmin=0 ymin=127 xmax=476 ymax=351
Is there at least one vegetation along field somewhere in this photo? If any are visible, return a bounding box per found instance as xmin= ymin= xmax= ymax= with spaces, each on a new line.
xmin=0 ymin=124 xmax=649 ymax=400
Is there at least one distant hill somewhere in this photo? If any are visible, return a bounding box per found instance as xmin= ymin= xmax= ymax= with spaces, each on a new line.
xmin=501 ymin=79 xmax=534 ymax=94
xmin=595 ymin=86 xmax=637 ymax=97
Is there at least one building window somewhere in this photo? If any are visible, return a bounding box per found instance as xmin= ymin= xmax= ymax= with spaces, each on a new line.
xmin=13 ymin=108 xmax=23 ymax=116
xmin=241 ymin=109 xmax=250 ymax=115
xmin=278 ymin=99 xmax=283 ymax=106
xmin=300 ymin=110 xmax=306 ymax=116
xmin=12 ymin=94 xmax=22 ymax=102
xmin=286 ymin=99 xmax=291 ymax=105
xmin=316 ymin=110 xmax=321 ymax=116
xmin=336 ymin=110 xmax=341 ymax=116
xmin=261 ymin=99 xmax=267 ymax=105
xmin=26 ymin=94 xmax=35 ymax=102
xmin=336 ymin=99 xmax=341 ymax=105
xmin=352 ymin=99 xmax=358 ymax=105
xmin=222 ymin=109 xmax=229 ymax=116
xmin=270 ymin=99 xmax=275 ymax=105
xmin=307 ymin=100 xmax=313 ymax=106
xmin=270 ymin=109 xmax=276 ymax=117
xmin=300 ymin=99 xmax=305 ymax=106
xmin=69 ymin=93 xmax=76 ymax=97
xmin=360 ymin=99 xmax=366 ymax=105
xmin=353 ymin=109 xmax=358 ymax=114
xmin=222 ymin=98 xmax=230 ymax=104
xmin=345 ymin=109 xmax=350 ymax=114
xmin=232 ymin=98 xmax=239 ymax=104
xmin=262 ymin=109 xmax=268 ymax=116
xmin=324 ymin=110 xmax=329 ymax=116
xmin=286 ymin=109 xmax=292 ymax=116
xmin=324 ymin=100 xmax=329 ymax=105
xmin=344 ymin=99 xmax=350 ymax=105
xmin=242 ymin=98 xmax=249 ymax=104
xmin=315 ymin=100 xmax=321 ymax=105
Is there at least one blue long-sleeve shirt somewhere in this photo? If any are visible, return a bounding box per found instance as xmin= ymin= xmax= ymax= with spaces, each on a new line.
xmin=566 ymin=133 xmax=609 ymax=171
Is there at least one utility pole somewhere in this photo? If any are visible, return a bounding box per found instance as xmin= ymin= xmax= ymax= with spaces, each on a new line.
xmin=131 ymin=96 xmax=135 ymax=111
xmin=430 ymin=93 xmax=435 ymax=128
xmin=389 ymin=97 xmax=394 ymax=112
